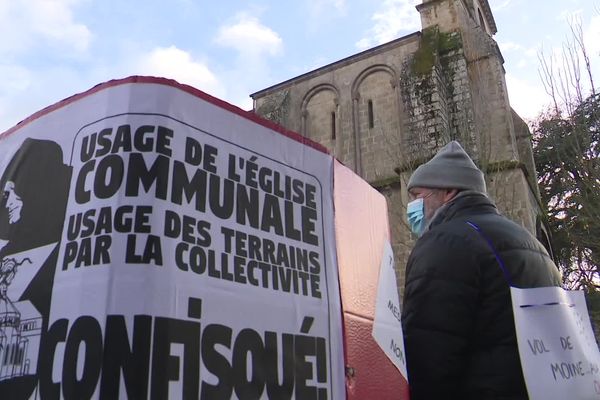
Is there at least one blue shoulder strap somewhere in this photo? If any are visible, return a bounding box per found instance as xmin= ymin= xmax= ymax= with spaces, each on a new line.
xmin=466 ymin=221 xmax=514 ymax=287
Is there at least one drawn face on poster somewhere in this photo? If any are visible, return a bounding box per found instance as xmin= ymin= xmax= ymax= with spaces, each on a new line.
xmin=0 ymin=175 xmax=22 ymax=251
xmin=0 ymin=138 xmax=72 ymax=398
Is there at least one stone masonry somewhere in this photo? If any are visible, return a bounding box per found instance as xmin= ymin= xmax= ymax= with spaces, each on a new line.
xmin=251 ymin=0 xmax=551 ymax=293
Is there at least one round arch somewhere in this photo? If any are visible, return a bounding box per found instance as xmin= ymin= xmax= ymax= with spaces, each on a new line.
xmin=351 ymin=64 xmax=397 ymax=99
xmin=350 ymin=64 xmax=399 ymax=178
xmin=301 ymin=83 xmax=340 ymax=111
xmin=300 ymin=83 xmax=340 ymax=137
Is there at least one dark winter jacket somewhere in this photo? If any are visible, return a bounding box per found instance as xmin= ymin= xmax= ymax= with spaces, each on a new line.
xmin=401 ymin=192 xmax=561 ymax=400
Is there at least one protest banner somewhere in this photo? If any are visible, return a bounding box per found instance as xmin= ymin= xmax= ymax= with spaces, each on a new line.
xmin=511 ymin=286 xmax=600 ymax=399
xmin=0 ymin=76 xmax=345 ymax=399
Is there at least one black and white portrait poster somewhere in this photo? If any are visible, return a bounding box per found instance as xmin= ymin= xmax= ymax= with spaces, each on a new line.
xmin=0 ymin=76 xmax=344 ymax=399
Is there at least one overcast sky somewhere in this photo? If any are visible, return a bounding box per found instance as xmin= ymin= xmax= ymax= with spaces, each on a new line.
xmin=0 ymin=0 xmax=598 ymax=132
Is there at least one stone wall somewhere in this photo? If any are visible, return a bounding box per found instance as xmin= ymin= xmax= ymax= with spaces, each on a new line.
xmin=251 ymin=0 xmax=544 ymax=288
xmin=415 ymin=0 xmax=544 ymax=229
xmin=486 ymin=167 xmax=537 ymax=233
xmin=355 ymin=69 xmax=401 ymax=182
xmin=398 ymin=27 xmax=478 ymax=162
xmin=253 ymin=34 xmax=421 ymax=180
xmin=418 ymin=0 xmax=519 ymax=164
xmin=304 ymin=87 xmax=338 ymax=152
xmin=512 ymin=109 xmax=541 ymax=198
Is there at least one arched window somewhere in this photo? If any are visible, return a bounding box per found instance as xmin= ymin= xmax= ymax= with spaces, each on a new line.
xmin=368 ymin=99 xmax=374 ymax=128
xmin=331 ymin=112 xmax=336 ymax=139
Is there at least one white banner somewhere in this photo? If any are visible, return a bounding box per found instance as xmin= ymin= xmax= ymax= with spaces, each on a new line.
xmin=0 ymin=77 xmax=345 ymax=399
xmin=372 ymin=241 xmax=407 ymax=380
xmin=511 ymin=286 xmax=600 ymax=400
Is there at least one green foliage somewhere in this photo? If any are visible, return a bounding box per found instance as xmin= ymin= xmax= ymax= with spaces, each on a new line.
xmin=532 ymin=93 xmax=600 ymax=289
xmin=411 ymin=28 xmax=461 ymax=76
xmin=412 ymin=28 xmax=437 ymax=76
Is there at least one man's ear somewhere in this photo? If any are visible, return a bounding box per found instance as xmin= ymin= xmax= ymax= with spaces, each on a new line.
xmin=443 ymin=189 xmax=459 ymax=202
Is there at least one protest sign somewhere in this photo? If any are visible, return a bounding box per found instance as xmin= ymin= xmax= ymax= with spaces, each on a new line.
xmin=372 ymin=241 xmax=407 ymax=380
xmin=0 ymin=76 xmax=344 ymax=399
xmin=511 ymin=286 xmax=600 ymax=399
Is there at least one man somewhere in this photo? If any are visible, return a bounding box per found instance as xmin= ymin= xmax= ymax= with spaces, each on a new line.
xmin=401 ymin=141 xmax=561 ymax=399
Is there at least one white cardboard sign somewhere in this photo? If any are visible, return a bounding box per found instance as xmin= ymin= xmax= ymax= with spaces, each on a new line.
xmin=372 ymin=241 xmax=408 ymax=380
xmin=511 ymin=286 xmax=600 ymax=399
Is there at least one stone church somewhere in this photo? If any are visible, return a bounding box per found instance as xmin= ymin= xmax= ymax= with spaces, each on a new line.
xmin=250 ymin=0 xmax=551 ymax=287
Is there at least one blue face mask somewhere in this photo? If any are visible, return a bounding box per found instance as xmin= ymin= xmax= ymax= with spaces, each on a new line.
xmin=406 ymin=198 xmax=426 ymax=236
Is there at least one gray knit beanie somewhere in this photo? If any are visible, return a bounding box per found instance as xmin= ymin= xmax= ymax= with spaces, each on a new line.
xmin=407 ymin=141 xmax=486 ymax=193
